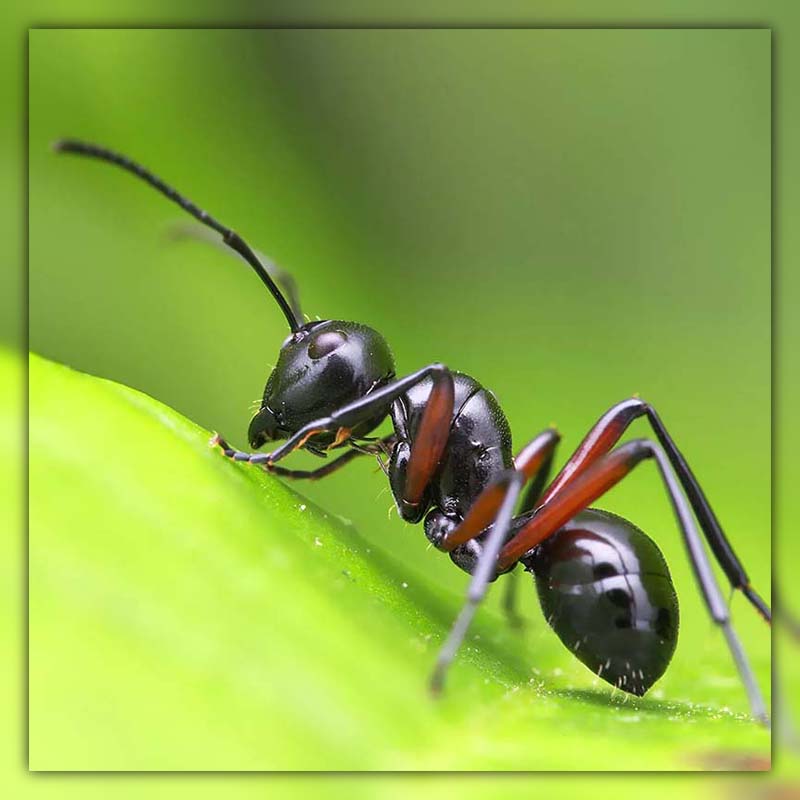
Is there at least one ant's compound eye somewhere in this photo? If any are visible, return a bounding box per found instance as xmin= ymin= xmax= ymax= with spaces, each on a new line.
xmin=308 ymin=330 xmax=348 ymax=360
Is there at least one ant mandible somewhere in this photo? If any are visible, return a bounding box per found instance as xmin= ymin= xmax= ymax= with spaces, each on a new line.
xmin=55 ymin=139 xmax=771 ymax=725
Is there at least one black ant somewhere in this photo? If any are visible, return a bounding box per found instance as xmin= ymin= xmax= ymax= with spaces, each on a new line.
xmin=55 ymin=139 xmax=772 ymax=725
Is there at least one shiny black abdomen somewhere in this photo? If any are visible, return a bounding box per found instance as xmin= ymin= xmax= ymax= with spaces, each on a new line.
xmin=392 ymin=372 xmax=513 ymax=517
xmin=522 ymin=508 xmax=679 ymax=695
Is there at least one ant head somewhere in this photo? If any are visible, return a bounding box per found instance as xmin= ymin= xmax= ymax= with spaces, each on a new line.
xmin=248 ymin=320 xmax=395 ymax=450
xmin=51 ymin=140 xmax=396 ymax=451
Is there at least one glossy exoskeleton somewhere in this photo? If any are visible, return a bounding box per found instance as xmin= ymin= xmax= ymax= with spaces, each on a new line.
xmin=527 ymin=509 xmax=679 ymax=696
xmin=54 ymin=139 xmax=771 ymax=725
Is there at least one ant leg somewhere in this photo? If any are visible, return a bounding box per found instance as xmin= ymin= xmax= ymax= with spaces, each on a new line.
xmin=430 ymin=471 xmax=525 ymax=694
xmin=517 ymin=434 xmax=559 ymax=513
xmin=213 ymin=434 xmax=395 ymax=480
xmin=399 ymin=373 xmax=456 ymax=510
xmin=535 ymin=398 xmax=644 ymax=506
xmin=434 ymin=429 xmax=559 ymax=551
xmin=167 ymin=222 xmax=303 ymax=324
xmin=644 ymin=405 xmax=770 ymax=622
xmin=537 ymin=398 xmax=770 ymax=623
xmin=262 ymin=364 xmax=453 ymax=467
xmin=495 ymin=439 xmax=769 ymax=725
xmin=499 ymin=433 xmax=560 ymax=628
xmin=212 ymin=434 xmax=271 ymax=465
xmin=501 ymin=567 xmax=525 ymax=629
xmin=210 ymin=364 xmax=453 ymax=470
xmin=425 ymin=432 xmax=558 ymax=683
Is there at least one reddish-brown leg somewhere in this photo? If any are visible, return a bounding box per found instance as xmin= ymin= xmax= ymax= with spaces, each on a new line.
xmin=402 ymin=371 xmax=455 ymax=507
xmin=392 ymin=378 xmax=555 ymax=529
xmin=536 ymin=398 xmax=643 ymax=506
xmin=426 ymin=429 xmax=559 ymax=692
xmin=497 ymin=439 xmax=650 ymax=570
xmin=387 ymin=369 xmax=456 ymax=522
xmin=438 ymin=429 xmax=560 ymax=551
xmin=515 ymin=429 xmax=562 ymax=482
xmin=534 ymin=398 xmax=770 ymax=623
xmin=495 ymin=437 xmax=769 ymax=724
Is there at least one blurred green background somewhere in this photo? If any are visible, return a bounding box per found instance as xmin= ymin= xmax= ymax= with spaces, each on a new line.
xmin=21 ymin=17 xmax=783 ymax=785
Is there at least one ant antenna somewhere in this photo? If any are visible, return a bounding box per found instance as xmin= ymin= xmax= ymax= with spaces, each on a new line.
xmin=53 ymin=138 xmax=302 ymax=333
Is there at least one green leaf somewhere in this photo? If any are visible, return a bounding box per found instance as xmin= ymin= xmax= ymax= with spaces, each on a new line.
xmin=28 ymin=351 xmax=770 ymax=771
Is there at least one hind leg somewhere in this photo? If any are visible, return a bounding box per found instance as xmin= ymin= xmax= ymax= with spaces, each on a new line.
xmin=494 ymin=437 xmax=769 ymax=725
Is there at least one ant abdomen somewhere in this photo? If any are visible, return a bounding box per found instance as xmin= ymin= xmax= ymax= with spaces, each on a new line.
xmin=523 ymin=508 xmax=680 ymax=696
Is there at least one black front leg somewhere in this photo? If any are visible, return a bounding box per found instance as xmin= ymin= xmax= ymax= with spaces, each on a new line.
xmin=214 ymin=364 xmax=453 ymax=469
xmin=267 ymin=363 xmax=452 ymax=466
xmin=213 ymin=435 xmax=395 ymax=480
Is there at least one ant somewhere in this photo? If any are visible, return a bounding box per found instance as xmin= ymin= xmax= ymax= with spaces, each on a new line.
xmin=55 ymin=139 xmax=771 ymax=725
